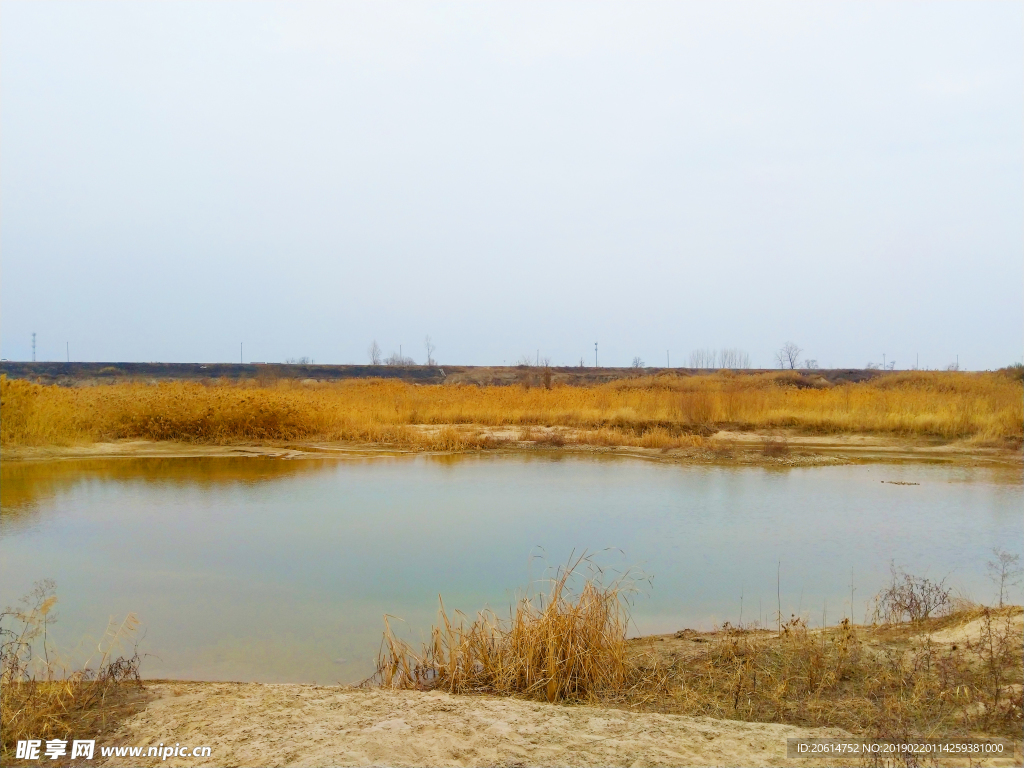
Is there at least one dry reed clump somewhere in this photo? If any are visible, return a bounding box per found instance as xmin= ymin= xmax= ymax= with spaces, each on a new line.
xmin=2 ymin=370 xmax=1020 ymax=449
xmin=0 ymin=582 xmax=143 ymax=760
xmin=373 ymin=556 xmax=662 ymax=704
xmin=662 ymin=606 xmax=1023 ymax=742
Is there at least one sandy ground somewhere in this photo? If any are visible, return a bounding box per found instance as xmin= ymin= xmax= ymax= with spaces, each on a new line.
xmin=87 ymin=612 xmax=1022 ymax=768
xmin=914 ymin=610 xmax=1024 ymax=646
xmin=4 ymin=428 xmax=1019 ymax=466
xmin=101 ymin=684 xmax=855 ymax=768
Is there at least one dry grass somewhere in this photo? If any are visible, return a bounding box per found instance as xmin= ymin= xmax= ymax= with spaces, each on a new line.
xmin=648 ymin=562 xmax=1022 ymax=741
xmin=658 ymin=606 xmax=1023 ymax=743
xmin=2 ymin=370 xmax=1020 ymax=449
xmin=0 ymin=582 xmax=143 ymax=761
xmin=372 ymin=554 xmax=662 ymax=704
xmin=373 ymin=561 xmax=1022 ymax=743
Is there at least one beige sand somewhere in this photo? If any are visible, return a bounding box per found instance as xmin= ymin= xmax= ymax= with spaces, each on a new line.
xmin=915 ymin=610 xmax=1024 ymax=646
xmin=5 ymin=428 xmax=1019 ymax=467
xmin=100 ymin=684 xmax=855 ymax=768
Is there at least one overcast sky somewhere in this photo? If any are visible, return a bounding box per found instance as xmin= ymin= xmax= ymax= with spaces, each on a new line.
xmin=2 ymin=2 xmax=1021 ymax=369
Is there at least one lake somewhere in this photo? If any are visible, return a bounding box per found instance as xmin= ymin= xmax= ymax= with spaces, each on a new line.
xmin=1 ymin=454 xmax=1020 ymax=683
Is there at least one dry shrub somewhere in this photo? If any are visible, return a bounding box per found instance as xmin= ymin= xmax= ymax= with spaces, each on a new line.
xmin=373 ymin=556 xmax=661 ymax=703
xmin=874 ymin=564 xmax=952 ymax=623
xmin=0 ymin=582 xmax=143 ymax=760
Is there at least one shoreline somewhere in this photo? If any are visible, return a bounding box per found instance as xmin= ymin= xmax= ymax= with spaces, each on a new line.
xmin=99 ymin=610 xmax=1023 ymax=768
xmin=99 ymin=683 xmax=853 ymax=768
xmin=3 ymin=428 xmax=1020 ymax=468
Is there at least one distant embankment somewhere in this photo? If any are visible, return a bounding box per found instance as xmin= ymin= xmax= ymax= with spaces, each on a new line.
xmin=0 ymin=361 xmax=882 ymax=387
xmin=0 ymin=361 xmax=447 ymax=386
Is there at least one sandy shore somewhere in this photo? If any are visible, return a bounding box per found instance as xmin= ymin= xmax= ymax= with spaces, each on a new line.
xmin=101 ymin=684 xmax=853 ymax=768
xmin=4 ymin=429 xmax=1019 ymax=466
xmin=99 ymin=612 xmax=1022 ymax=768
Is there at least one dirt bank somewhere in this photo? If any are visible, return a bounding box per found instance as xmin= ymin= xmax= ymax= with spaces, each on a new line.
xmin=4 ymin=428 xmax=1019 ymax=467
xmin=101 ymin=684 xmax=854 ymax=768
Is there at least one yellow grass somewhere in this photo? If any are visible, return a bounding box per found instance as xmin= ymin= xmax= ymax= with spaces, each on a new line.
xmin=375 ymin=561 xmax=1023 ymax=739
xmin=2 ymin=370 xmax=1020 ymax=448
xmin=663 ymin=606 xmax=1024 ymax=740
xmin=1 ymin=582 xmax=143 ymax=759
xmin=373 ymin=554 xmax=661 ymax=703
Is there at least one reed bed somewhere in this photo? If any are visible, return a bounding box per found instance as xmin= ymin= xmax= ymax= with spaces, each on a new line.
xmin=373 ymin=555 xmax=662 ymax=704
xmin=0 ymin=582 xmax=143 ymax=760
xmin=2 ymin=370 xmax=1020 ymax=448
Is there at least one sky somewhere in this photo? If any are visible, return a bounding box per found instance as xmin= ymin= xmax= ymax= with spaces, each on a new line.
xmin=2 ymin=1 xmax=1021 ymax=370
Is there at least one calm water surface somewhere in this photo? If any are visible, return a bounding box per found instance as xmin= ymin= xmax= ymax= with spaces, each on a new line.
xmin=1 ymin=455 xmax=1020 ymax=683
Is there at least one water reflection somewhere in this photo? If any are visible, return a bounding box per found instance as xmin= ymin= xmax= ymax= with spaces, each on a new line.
xmin=1 ymin=458 xmax=334 ymax=533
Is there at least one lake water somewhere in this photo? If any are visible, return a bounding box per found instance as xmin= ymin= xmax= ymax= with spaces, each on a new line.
xmin=1 ymin=454 xmax=1020 ymax=684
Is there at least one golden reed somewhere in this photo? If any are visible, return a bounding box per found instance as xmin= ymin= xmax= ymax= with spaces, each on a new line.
xmin=2 ymin=370 xmax=1020 ymax=448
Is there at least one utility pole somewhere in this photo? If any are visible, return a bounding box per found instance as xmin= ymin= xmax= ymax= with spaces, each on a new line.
xmin=882 ymin=353 xmax=886 ymax=371
xmin=667 ymin=350 xmax=669 ymax=368
xmin=66 ymin=342 xmax=69 ymax=363
xmin=241 ymin=343 xmax=243 ymax=364
xmin=32 ymin=332 xmax=36 ymax=362
xmin=594 ymin=342 xmax=598 ymax=368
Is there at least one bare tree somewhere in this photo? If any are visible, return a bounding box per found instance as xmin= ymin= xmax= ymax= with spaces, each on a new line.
xmin=987 ymin=548 xmax=1023 ymax=607
xmin=386 ymin=351 xmax=415 ymax=366
xmin=368 ymin=340 xmax=382 ymax=365
xmin=804 ymin=359 xmax=819 ymax=369
xmin=719 ymin=348 xmax=751 ymax=369
xmin=775 ymin=342 xmax=802 ymax=369
xmin=631 ymin=356 xmax=645 ymax=368
xmin=689 ymin=349 xmax=717 ymax=369
xmin=424 ymin=336 xmax=436 ymax=366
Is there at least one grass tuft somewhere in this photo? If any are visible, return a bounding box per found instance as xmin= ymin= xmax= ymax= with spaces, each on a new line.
xmin=372 ymin=554 xmax=662 ymax=703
